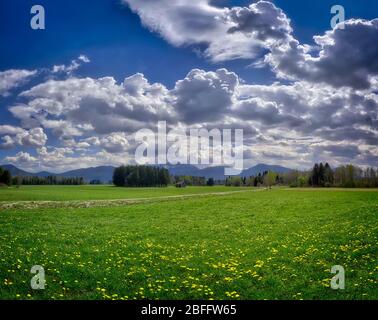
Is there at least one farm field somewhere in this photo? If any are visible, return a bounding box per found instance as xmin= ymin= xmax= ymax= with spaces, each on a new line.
xmin=0 ymin=187 xmax=377 ymax=300
xmin=0 ymin=185 xmax=254 ymax=202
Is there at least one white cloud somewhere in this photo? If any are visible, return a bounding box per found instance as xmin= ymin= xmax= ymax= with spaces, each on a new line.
xmin=173 ymin=68 xmax=239 ymax=123
xmin=1 ymin=64 xmax=375 ymax=170
xmin=122 ymin=0 xmax=293 ymax=62
xmin=0 ymin=127 xmax=47 ymax=149
xmin=5 ymin=151 xmax=38 ymax=165
xmin=11 ymin=74 xmax=173 ymax=138
xmin=52 ymin=55 xmax=90 ymax=75
xmin=4 ymin=147 xmax=134 ymax=173
xmin=0 ymin=69 xmax=37 ymax=97
xmin=0 ymin=136 xmax=16 ymax=149
xmin=266 ymin=19 xmax=378 ymax=89
xmin=0 ymin=125 xmax=26 ymax=135
xmin=19 ymin=128 xmax=48 ymax=147
xmin=94 ymin=132 xmax=130 ymax=153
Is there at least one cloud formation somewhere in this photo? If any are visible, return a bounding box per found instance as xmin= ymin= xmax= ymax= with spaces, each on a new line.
xmin=123 ymin=1 xmax=378 ymax=90
xmin=0 ymin=127 xmax=47 ymax=149
xmin=122 ymin=0 xmax=293 ymax=62
xmin=173 ymin=68 xmax=238 ymax=123
xmin=52 ymin=55 xmax=90 ymax=75
xmin=0 ymin=69 xmax=37 ymax=97
xmin=1 ymin=65 xmax=376 ymax=170
xmin=267 ymin=19 xmax=378 ymax=89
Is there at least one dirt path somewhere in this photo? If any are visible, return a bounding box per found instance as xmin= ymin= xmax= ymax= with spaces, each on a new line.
xmin=0 ymin=188 xmax=266 ymax=210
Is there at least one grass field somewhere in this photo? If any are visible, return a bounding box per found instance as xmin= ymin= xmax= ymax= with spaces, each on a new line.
xmin=0 ymin=187 xmax=377 ymax=300
xmin=0 ymin=185 xmax=253 ymax=202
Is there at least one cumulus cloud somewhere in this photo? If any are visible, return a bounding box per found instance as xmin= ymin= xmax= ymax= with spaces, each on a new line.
xmin=0 ymin=127 xmax=47 ymax=149
xmin=238 ymin=81 xmax=377 ymax=138
xmin=266 ymin=19 xmax=378 ymax=89
xmin=0 ymin=125 xmax=26 ymax=135
xmin=233 ymin=97 xmax=304 ymax=127
xmin=122 ymin=0 xmax=293 ymax=62
xmin=1 ymin=63 xmax=376 ymax=170
xmin=20 ymin=128 xmax=48 ymax=147
xmin=310 ymin=19 xmax=378 ymax=89
xmin=88 ymin=132 xmax=130 ymax=153
xmin=0 ymin=69 xmax=37 ymax=97
xmin=5 ymin=151 xmax=38 ymax=165
xmin=11 ymin=69 xmax=240 ymax=137
xmin=173 ymin=68 xmax=238 ymax=123
xmin=3 ymin=147 xmax=135 ymax=173
xmin=225 ymin=1 xmax=292 ymax=43
xmin=250 ymin=17 xmax=378 ymax=90
xmin=11 ymin=75 xmax=173 ymax=137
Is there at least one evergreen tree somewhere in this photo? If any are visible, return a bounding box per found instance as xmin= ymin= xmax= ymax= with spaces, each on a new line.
xmin=311 ymin=163 xmax=319 ymax=186
xmin=0 ymin=168 xmax=12 ymax=185
xmin=324 ymin=162 xmax=334 ymax=186
xmin=113 ymin=165 xmax=170 ymax=187
xmin=206 ymin=178 xmax=214 ymax=186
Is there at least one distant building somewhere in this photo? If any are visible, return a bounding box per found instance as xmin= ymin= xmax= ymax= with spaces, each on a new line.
xmin=175 ymin=181 xmax=186 ymax=188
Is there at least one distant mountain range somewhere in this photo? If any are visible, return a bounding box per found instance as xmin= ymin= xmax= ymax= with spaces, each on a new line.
xmin=0 ymin=164 xmax=116 ymax=183
xmin=162 ymin=164 xmax=291 ymax=180
xmin=0 ymin=163 xmax=292 ymax=183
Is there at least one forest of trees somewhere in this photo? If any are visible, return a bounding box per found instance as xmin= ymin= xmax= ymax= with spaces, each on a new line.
xmin=113 ymin=165 xmax=170 ymax=187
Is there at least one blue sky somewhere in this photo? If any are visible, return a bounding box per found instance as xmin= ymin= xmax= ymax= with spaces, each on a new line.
xmin=0 ymin=1 xmax=377 ymax=171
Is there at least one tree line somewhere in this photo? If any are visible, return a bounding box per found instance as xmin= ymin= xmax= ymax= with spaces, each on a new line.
xmin=287 ymin=163 xmax=378 ymax=188
xmin=224 ymin=163 xmax=378 ymax=188
xmin=15 ymin=176 xmax=85 ymax=185
xmin=0 ymin=167 xmax=85 ymax=186
xmin=113 ymin=165 xmax=170 ymax=187
xmin=225 ymin=171 xmax=281 ymax=187
xmin=1 ymin=163 xmax=377 ymax=188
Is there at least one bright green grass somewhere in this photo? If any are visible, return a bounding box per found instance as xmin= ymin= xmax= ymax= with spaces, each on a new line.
xmin=0 ymin=188 xmax=377 ymax=300
xmin=0 ymin=185 xmax=252 ymax=202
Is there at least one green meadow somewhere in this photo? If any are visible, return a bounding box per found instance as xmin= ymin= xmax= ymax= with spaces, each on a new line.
xmin=0 ymin=187 xmax=377 ymax=300
xmin=0 ymin=185 xmax=251 ymax=202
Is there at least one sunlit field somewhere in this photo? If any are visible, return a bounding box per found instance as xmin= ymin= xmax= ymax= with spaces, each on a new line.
xmin=0 ymin=185 xmax=253 ymax=202
xmin=0 ymin=187 xmax=377 ymax=300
